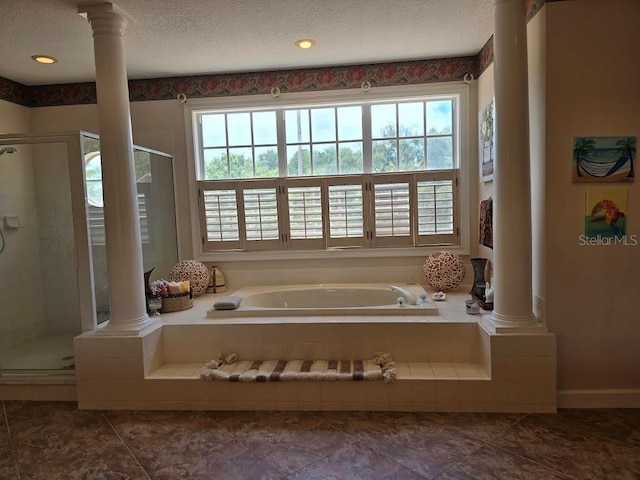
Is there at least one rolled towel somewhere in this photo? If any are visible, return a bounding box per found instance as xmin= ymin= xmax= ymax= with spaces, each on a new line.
xmin=167 ymin=281 xmax=182 ymax=295
xmin=224 ymin=352 xmax=238 ymax=364
xmin=205 ymin=352 xmax=224 ymax=369
xmin=213 ymin=296 xmax=243 ymax=310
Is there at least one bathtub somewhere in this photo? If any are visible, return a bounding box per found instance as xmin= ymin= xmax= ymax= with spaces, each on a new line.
xmin=206 ymin=283 xmax=438 ymax=317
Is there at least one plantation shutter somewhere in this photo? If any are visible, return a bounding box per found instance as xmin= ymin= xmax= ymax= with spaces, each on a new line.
xmin=136 ymin=184 xmax=151 ymax=245
xmin=325 ymin=176 xmax=367 ymax=247
xmin=371 ymin=173 xmax=413 ymax=247
xmin=284 ymin=178 xmax=325 ymax=249
xmin=240 ymin=179 xmax=280 ymax=250
xmin=416 ymin=170 xmax=457 ymax=245
xmin=197 ymin=171 xmax=458 ymax=252
xmin=199 ymin=181 xmax=241 ymax=251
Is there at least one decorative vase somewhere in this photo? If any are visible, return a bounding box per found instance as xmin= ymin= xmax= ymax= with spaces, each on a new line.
xmin=144 ymin=267 xmax=155 ymax=295
xmin=469 ymin=257 xmax=487 ymax=300
xmin=146 ymin=294 xmax=162 ymax=316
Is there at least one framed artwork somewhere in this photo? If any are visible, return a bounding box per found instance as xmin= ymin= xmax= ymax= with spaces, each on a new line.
xmin=585 ymin=188 xmax=627 ymax=239
xmin=479 ymin=99 xmax=494 ymax=182
xmin=573 ymin=136 xmax=635 ymax=183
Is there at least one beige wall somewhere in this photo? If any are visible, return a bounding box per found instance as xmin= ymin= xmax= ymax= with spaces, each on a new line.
xmin=0 ymin=99 xmax=30 ymax=133
xmin=477 ymin=64 xmax=495 ymax=279
xmin=476 ymin=0 xmax=639 ymax=398
xmin=545 ymin=0 xmax=639 ymax=393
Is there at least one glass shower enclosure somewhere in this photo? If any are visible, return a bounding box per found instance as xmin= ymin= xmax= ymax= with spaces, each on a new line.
xmin=0 ymin=131 xmax=177 ymax=373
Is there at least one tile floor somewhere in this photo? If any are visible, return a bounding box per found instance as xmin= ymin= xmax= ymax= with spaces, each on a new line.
xmin=1 ymin=401 xmax=638 ymax=479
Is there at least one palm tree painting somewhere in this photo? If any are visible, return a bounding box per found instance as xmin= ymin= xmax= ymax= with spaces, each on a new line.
xmin=615 ymin=136 xmax=635 ymax=179
xmin=573 ymin=136 xmax=636 ymax=183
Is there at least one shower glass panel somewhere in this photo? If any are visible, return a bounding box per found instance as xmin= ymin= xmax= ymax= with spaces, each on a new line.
xmin=0 ymin=139 xmax=83 ymax=370
xmin=0 ymin=131 xmax=177 ymax=372
xmin=80 ymin=133 xmax=178 ymax=324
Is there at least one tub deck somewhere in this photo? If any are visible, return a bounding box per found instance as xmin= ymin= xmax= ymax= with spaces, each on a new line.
xmin=162 ymin=289 xmax=470 ymax=325
xmin=154 ymin=291 xmax=487 ymax=379
xmin=73 ymin=289 xmax=558 ymax=413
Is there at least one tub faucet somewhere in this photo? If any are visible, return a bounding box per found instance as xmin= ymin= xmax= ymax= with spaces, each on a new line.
xmin=390 ymin=285 xmax=418 ymax=305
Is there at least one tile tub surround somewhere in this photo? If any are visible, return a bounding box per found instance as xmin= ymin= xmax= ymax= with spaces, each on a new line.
xmin=73 ymin=291 xmax=557 ymax=412
xmin=1 ymin=402 xmax=638 ymax=480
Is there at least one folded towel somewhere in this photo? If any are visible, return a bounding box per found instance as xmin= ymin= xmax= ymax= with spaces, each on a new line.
xmin=213 ymin=296 xmax=243 ymax=310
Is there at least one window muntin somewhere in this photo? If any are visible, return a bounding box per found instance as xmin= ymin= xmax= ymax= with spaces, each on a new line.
xmin=192 ymin=90 xmax=463 ymax=253
xmin=197 ymin=98 xmax=455 ymax=180
xmin=370 ymin=99 xmax=454 ymax=172
xmin=285 ymin=106 xmax=364 ymax=176
xmin=202 ymin=111 xmax=279 ymax=179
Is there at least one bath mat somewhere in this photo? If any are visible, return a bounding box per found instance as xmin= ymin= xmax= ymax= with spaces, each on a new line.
xmin=200 ymin=352 xmax=396 ymax=383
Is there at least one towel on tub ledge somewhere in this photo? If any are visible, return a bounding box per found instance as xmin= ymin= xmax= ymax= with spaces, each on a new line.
xmin=200 ymin=351 xmax=397 ymax=383
xmin=213 ymin=296 xmax=243 ymax=310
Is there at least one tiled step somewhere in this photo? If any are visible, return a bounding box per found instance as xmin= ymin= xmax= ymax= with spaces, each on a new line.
xmin=147 ymin=361 xmax=489 ymax=381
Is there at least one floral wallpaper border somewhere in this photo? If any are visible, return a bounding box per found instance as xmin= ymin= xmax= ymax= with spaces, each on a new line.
xmin=476 ymin=0 xmax=549 ymax=76
xmin=0 ymin=77 xmax=31 ymax=107
xmin=0 ymin=0 xmax=552 ymax=108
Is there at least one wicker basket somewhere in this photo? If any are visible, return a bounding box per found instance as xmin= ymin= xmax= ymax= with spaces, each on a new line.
xmin=160 ymin=291 xmax=193 ymax=313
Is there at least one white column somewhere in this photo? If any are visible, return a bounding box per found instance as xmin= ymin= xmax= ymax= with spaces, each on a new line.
xmin=80 ymin=3 xmax=158 ymax=333
xmin=489 ymin=0 xmax=540 ymax=332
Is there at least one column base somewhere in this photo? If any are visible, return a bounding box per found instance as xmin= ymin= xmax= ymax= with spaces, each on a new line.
xmin=483 ymin=312 xmax=548 ymax=334
xmin=95 ymin=314 xmax=162 ymax=336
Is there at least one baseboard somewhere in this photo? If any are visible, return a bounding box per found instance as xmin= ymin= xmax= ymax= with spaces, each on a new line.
xmin=0 ymin=384 xmax=77 ymax=401
xmin=557 ymin=389 xmax=640 ymax=408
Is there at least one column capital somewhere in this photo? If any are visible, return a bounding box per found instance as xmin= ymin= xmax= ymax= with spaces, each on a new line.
xmin=78 ymin=2 xmax=130 ymax=37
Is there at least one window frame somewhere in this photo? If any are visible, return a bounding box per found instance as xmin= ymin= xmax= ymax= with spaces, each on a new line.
xmin=185 ymin=83 xmax=471 ymax=261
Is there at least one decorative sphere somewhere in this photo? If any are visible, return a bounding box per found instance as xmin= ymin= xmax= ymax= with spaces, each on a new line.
xmin=422 ymin=251 xmax=466 ymax=292
xmin=169 ymin=260 xmax=210 ymax=296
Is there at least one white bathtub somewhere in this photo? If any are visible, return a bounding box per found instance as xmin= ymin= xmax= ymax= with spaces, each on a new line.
xmin=207 ymin=283 xmax=438 ymax=317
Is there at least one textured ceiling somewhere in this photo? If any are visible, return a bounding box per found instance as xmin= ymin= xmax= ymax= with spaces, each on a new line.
xmin=0 ymin=0 xmax=494 ymax=86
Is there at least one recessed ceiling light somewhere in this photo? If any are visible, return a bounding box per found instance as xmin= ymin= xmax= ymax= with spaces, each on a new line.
xmin=295 ymin=39 xmax=317 ymax=49
xmin=31 ymin=55 xmax=58 ymax=64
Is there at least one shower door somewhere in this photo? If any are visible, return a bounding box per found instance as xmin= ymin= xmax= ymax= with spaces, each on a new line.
xmin=0 ymin=133 xmax=93 ymax=371
xmin=0 ymin=131 xmax=178 ymax=371
xmin=80 ymin=133 xmax=178 ymax=324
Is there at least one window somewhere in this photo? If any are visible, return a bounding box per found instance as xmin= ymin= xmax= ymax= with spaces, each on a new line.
xmin=84 ymin=149 xmax=151 ymax=246
xmin=189 ymin=85 xmax=466 ymax=254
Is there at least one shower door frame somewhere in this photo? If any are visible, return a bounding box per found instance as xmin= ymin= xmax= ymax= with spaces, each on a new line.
xmin=0 ymin=131 xmax=97 ymax=333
